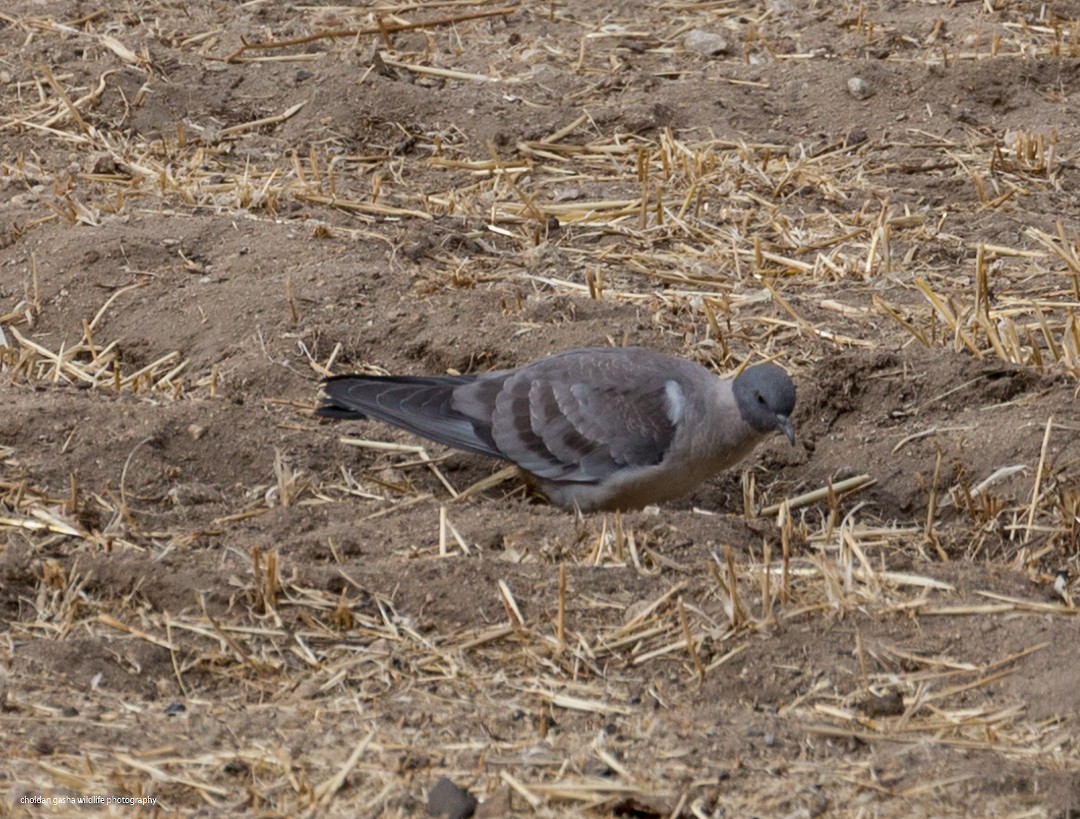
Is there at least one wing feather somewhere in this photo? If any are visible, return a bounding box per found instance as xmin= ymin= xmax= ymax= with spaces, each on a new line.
xmin=317 ymin=374 xmax=502 ymax=458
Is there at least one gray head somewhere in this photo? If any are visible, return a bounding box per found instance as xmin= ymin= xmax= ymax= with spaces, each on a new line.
xmin=732 ymin=363 xmax=797 ymax=444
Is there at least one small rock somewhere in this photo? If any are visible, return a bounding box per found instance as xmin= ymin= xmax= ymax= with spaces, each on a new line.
xmin=10 ymin=191 xmax=41 ymax=207
xmin=86 ymin=152 xmax=117 ymax=174
xmin=1052 ymin=569 xmax=1070 ymax=603
xmin=294 ymin=681 xmax=320 ymax=699
xmin=188 ymin=424 xmax=207 ymax=440
xmin=845 ymin=129 xmax=868 ymax=147
xmin=167 ymin=482 xmax=219 ymax=506
xmin=428 ymin=777 xmax=477 ymax=819
xmin=475 ymin=786 xmax=511 ymax=818
xmin=863 ymin=691 xmax=904 ymax=717
xmin=847 ymin=77 xmax=871 ymax=100
xmin=685 ymin=29 xmax=730 ymax=57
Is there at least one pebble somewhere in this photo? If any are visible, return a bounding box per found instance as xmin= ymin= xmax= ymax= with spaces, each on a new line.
xmin=428 ymin=777 xmax=477 ymax=819
xmin=847 ymin=76 xmax=871 ymax=100
xmin=685 ymin=30 xmax=731 ymax=56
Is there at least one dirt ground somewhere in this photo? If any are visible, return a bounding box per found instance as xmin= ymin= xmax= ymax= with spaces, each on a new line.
xmin=3 ymin=1 xmax=1080 ymax=816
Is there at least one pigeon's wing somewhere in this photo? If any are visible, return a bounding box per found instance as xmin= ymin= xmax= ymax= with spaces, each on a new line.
xmin=317 ymin=374 xmax=503 ymax=459
xmin=453 ymin=348 xmax=687 ymax=484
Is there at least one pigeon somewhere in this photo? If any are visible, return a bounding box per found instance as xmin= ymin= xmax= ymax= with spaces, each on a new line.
xmin=316 ymin=347 xmax=796 ymax=512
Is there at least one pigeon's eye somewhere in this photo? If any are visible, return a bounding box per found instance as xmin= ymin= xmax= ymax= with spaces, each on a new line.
xmin=757 ymin=394 xmax=766 ymax=404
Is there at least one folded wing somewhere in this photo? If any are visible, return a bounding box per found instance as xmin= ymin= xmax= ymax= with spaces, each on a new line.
xmin=452 ymin=349 xmax=682 ymax=484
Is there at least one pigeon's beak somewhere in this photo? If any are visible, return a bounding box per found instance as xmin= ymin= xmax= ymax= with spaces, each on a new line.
xmin=777 ymin=415 xmax=795 ymax=446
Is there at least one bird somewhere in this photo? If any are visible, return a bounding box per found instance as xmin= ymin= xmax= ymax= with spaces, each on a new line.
xmin=316 ymin=347 xmax=796 ymax=512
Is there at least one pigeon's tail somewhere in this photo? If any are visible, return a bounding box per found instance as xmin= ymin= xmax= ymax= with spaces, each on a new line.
xmin=316 ymin=373 xmax=502 ymax=459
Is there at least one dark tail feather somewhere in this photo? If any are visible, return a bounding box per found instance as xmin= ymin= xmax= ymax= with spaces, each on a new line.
xmin=313 ymin=404 xmax=370 ymax=420
xmin=316 ymin=374 xmax=502 ymax=459
xmin=317 ymin=374 xmax=476 ymax=418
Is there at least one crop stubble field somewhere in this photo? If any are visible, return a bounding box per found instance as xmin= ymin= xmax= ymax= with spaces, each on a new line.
xmin=3 ymin=1 xmax=1080 ymax=816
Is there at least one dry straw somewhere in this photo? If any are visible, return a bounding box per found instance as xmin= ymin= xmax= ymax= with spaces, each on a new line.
xmin=3 ymin=0 xmax=1080 ymax=815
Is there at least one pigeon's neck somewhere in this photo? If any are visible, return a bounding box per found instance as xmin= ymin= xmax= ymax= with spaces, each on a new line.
xmin=695 ymin=378 xmax=765 ymax=470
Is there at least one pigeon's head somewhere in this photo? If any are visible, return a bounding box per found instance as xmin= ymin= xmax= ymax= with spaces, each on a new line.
xmin=733 ymin=363 xmax=796 ymax=444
